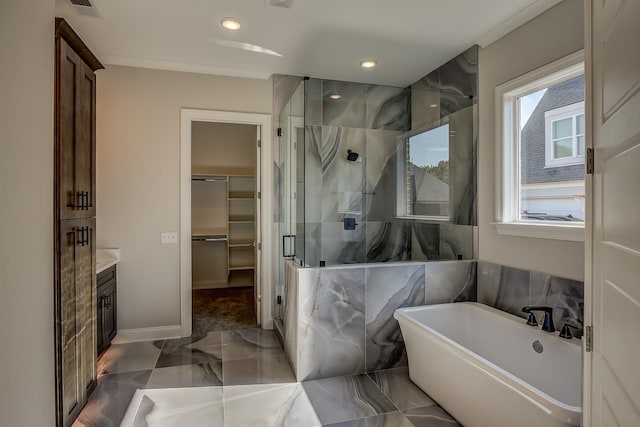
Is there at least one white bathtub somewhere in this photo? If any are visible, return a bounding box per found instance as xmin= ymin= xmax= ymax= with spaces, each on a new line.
xmin=394 ymin=302 xmax=582 ymax=427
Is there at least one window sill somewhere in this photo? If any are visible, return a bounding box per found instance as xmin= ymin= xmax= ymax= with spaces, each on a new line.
xmin=396 ymin=216 xmax=450 ymax=223
xmin=492 ymin=222 xmax=584 ymax=242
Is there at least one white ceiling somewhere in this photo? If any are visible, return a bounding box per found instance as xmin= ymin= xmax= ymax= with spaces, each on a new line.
xmin=55 ymin=0 xmax=561 ymax=87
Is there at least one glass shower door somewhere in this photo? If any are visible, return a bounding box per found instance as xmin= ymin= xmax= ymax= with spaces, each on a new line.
xmin=275 ymin=81 xmax=304 ymax=323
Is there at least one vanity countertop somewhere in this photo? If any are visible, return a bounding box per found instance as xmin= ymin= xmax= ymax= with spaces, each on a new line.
xmin=97 ymin=248 xmax=120 ymax=274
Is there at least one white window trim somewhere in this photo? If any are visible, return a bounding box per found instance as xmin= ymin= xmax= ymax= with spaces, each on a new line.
xmin=494 ymin=50 xmax=585 ymax=242
xmin=544 ymin=101 xmax=585 ymax=167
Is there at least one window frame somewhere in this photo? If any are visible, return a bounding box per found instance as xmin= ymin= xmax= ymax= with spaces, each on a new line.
xmin=544 ymin=101 xmax=585 ymax=167
xmin=396 ymin=120 xmax=451 ymax=222
xmin=494 ymin=50 xmax=585 ymax=242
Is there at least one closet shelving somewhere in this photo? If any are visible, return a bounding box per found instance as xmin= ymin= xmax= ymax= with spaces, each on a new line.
xmin=191 ymin=166 xmax=256 ymax=288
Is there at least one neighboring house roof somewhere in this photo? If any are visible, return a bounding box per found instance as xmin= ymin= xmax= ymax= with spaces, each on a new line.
xmin=521 ymin=75 xmax=585 ymax=184
xmin=411 ymin=163 xmax=448 ymax=202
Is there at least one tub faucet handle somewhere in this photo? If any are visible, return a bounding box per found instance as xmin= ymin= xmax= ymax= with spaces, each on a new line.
xmin=522 ymin=306 xmax=555 ymax=333
xmin=559 ymin=323 xmax=579 ymax=339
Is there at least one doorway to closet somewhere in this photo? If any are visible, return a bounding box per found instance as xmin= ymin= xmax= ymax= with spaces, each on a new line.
xmin=190 ymin=121 xmax=259 ymax=333
xmin=180 ymin=109 xmax=273 ymax=338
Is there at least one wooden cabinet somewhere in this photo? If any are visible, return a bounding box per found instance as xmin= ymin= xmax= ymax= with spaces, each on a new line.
xmin=54 ymin=18 xmax=103 ymax=427
xmin=97 ymin=266 xmax=117 ymax=356
xmin=55 ymin=19 xmax=101 ymax=220
xmin=56 ymin=218 xmax=97 ymax=426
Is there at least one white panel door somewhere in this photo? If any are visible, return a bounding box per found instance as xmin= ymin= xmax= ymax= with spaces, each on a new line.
xmin=589 ymin=0 xmax=640 ymax=425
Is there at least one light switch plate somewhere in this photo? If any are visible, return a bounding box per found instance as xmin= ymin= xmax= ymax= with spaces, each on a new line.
xmin=160 ymin=232 xmax=178 ymax=244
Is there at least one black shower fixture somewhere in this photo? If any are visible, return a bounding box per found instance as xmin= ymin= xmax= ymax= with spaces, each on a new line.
xmin=347 ymin=149 xmax=359 ymax=161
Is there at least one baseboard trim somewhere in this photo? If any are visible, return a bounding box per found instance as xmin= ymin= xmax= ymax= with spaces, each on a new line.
xmin=112 ymin=325 xmax=182 ymax=344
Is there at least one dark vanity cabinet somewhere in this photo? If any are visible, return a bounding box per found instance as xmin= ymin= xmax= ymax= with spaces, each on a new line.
xmin=97 ymin=266 xmax=117 ymax=356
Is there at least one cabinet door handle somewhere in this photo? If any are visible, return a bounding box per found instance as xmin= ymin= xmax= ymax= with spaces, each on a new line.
xmin=101 ymin=295 xmax=110 ymax=308
xmin=77 ymin=226 xmax=89 ymax=246
xmin=76 ymin=191 xmax=84 ymax=209
xmin=83 ymin=191 xmax=89 ymax=210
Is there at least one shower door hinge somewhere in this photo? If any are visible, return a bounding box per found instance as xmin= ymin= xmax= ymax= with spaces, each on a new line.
xmin=257 ymin=191 xmax=261 ymax=199
xmin=257 ymin=139 xmax=261 ymax=148
xmin=585 ymin=326 xmax=593 ymax=352
xmin=277 ymin=128 xmax=282 ymax=137
xmin=257 ymin=242 xmax=262 ymax=251
xmin=586 ymin=148 xmax=594 ymax=175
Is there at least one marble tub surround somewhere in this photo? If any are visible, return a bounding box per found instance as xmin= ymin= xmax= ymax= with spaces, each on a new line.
xmin=282 ymin=260 xmax=478 ymax=381
xmin=425 ymin=260 xmax=477 ymax=305
xmin=477 ymin=261 xmax=584 ymax=337
xmin=297 ymin=266 xmax=367 ymax=380
xmin=96 ymin=248 xmax=120 ymax=273
xmin=365 ymin=263 xmax=425 ymax=372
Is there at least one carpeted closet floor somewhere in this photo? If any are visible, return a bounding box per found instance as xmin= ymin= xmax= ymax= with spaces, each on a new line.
xmin=192 ymin=287 xmax=258 ymax=333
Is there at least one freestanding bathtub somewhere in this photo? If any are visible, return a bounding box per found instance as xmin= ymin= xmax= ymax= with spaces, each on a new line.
xmin=395 ymin=302 xmax=582 ymax=427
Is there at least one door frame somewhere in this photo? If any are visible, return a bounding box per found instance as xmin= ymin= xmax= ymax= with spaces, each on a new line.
xmin=583 ymin=1 xmax=593 ymax=424
xmin=180 ymin=109 xmax=273 ymax=337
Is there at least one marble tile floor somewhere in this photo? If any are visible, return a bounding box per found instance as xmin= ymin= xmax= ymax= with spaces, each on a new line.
xmin=75 ymin=328 xmax=460 ymax=427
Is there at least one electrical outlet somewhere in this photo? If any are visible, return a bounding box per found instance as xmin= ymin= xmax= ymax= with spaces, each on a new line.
xmin=161 ymin=232 xmax=178 ymax=244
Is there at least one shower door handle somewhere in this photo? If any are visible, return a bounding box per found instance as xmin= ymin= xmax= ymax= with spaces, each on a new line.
xmin=282 ymin=235 xmax=295 ymax=259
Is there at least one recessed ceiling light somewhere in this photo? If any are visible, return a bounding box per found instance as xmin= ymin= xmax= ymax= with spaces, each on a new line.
xmin=221 ymin=17 xmax=241 ymax=31
xmin=329 ymin=94 xmax=342 ymax=100
xmin=360 ymin=60 xmax=377 ymax=69
xmin=430 ymin=104 xmax=438 ymax=108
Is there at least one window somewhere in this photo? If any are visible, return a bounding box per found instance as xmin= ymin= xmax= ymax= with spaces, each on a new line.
xmin=544 ymin=101 xmax=585 ymax=167
xmin=495 ymin=51 xmax=585 ymax=242
xmin=397 ymin=123 xmax=450 ymax=220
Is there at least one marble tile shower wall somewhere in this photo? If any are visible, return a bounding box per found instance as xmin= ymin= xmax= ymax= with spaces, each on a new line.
xmin=477 ymin=261 xmax=584 ymax=337
xmin=282 ymin=260 xmax=477 ymax=381
xmin=304 ymin=78 xmax=413 ymax=266
xmin=411 ymin=45 xmax=478 ymax=228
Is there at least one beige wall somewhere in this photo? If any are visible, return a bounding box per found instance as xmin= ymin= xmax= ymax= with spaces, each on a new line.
xmin=96 ymin=65 xmax=271 ymax=330
xmin=0 ymin=1 xmax=56 ymax=425
xmin=192 ymin=121 xmax=257 ymax=169
xmin=478 ymin=0 xmax=585 ymax=280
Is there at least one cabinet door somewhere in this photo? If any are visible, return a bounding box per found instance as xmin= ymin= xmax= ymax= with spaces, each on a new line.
xmin=57 ymin=218 xmax=96 ymax=427
xmin=96 ymin=287 xmax=104 ymax=356
xmin=56 ymin=38 xmax=96 ymax=220
xmin=102 ymin=282 xmax=117 ymax=344
xmin=97 ymin=275 xmax=117 ymax=357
